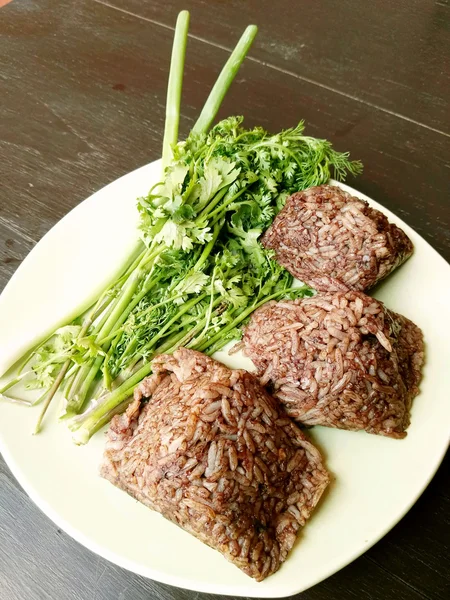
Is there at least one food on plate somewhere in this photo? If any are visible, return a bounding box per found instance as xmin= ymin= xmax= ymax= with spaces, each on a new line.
xmin=262 ymin=185 xmax=413 ymax=292
xmin=1 ymin=18 xmax=361 ymax=439
xmin=242 ymin=291 xmax=424 ymax=438
xmin=100 ymin=348 xmax=329 ymax=580
xmin=0 ymin=6 xmax=434 ymax=592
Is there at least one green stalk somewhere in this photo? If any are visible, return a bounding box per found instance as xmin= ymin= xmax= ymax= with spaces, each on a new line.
xmin=196 ymin=287 xmax=304 ymax=353
xmin=131 ymin=292 xmax=185 ymax=322
xmin=96 ymin=328 xmax=127 ymax=348
xmin=109 ymin=272 xmax=164 ymax=329
xmin=71 ymin=302 xmax=235 ymax=446
xmin=162 ymin=10 xmax=190 ymax=171
xmin=94 ymin=289 xmax=212 ymax=399
xmin=186 ymin=297 xmax=225 ymax=349
xmin=79 ymin=397 xmax=136 ymax=439
xmin=34 ymin=362 xmax=71 ymax=432
xmin=119 ymin=297 xmax=221 ymax=380
xmin=110 ymin=224 xmax=221 ymax=376
xmin=97 ymin=252 xmax=157 ymax=340
xmin=192 ymin=25 xmax=258 ymax=135
xmin=61 ymin=371 xmax=76 ymax=398
xmin=90 ymin=295 xmax=120 ymax=337
xmin=71 ymin=296 xmax=227 ymax=444
xmin=57 ymin=244 xmax=149 ymax=400
xmin=38 ymin=22 xmax=257 ymax=425
xmin=71 ymin=291 xmax=215 ymax=443
xmin=35 ymin=288 xmax=118 ymax=428
xmin=71 ymin=356 xmax=103 ymax=413
xmin=117 ymin=337 xmax=139 ymax=369
xmin=126 ymin=293 xmax=208 ymax=371
xmin=4 ymin=240 xmax=145 ymax=383
xmin=0 ymin=394 xmax=33 ymax=407
xmin=194 ymin=187 xmax=229 ymax=224
xmin=0 ymin=372 xmax=31 ymax=395
xmin=193 ymin=221 xmax=222 ymax=270
xmin=199 ymin=180 xmax=257 ymax=224
xmin=95 ymin=271 xmax=166 ymax=349
xmin=106 ymin=323 xmax=195 ymax=392
xmin=65 ymin=247 xmax=162 ymax=412
xmin=151 ymin=325 xmax=195 ymax=355
xmin=112 ymin=242 xmax=147 ymax=287
xmin=72 ymin=375 xmax=142 ymax=444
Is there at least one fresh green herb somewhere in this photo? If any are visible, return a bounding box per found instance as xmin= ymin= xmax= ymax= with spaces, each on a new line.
xmin=162 ymin=10 xmax=190 ymax=171
xmin=192 ymin=25 xmax=258 ymax=135
xmin=68 ymin=116 xmax=359 ymax=442
xmin=2 ymin=12 xmax=362 ymax=443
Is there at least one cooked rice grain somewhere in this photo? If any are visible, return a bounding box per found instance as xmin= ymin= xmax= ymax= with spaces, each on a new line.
xmin=262 ymin=185 xmax=413 ymax=292
xmin=242 ymin=291 xmax=424 ymax=438
xmin=100 ymin=348 xmax=329 ymax=581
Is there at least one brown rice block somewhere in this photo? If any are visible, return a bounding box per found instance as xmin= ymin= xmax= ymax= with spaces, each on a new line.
xmin=262 ymin=184 xmax=413 ymax=292
xmin=100 ymin=348 xmax=329 ymax=581
xmin=242 ymin=291 xmax=424 ymax=439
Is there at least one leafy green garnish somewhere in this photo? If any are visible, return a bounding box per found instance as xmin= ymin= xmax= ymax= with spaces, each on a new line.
xmin=17 ymin=115 xmax=361 ymax=441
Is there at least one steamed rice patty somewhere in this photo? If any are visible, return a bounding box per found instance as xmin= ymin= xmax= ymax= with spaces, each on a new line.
xmin=100 ymin=348 xmax=329 ymax=581
xmin=242 ymin=291 xmax=424 ymax=438
xmin=262 ymin=184 xmax=413 ymax=292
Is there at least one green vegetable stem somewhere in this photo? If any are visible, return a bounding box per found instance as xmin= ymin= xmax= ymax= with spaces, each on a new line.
xmin=2 ymin=11 xmax=362 ymax=442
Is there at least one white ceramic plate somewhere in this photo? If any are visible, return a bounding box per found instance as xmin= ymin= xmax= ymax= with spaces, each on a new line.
xmin=1 ymin=161 xmax=449 ymax=598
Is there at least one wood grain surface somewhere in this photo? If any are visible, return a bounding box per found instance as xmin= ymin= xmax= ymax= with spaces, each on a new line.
xmin=0 ymin=1 xmax=449 ymax=599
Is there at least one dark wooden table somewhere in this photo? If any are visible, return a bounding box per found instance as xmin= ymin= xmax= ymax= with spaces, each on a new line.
xmin=1 ymin=1 xmax=449 ymax=599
